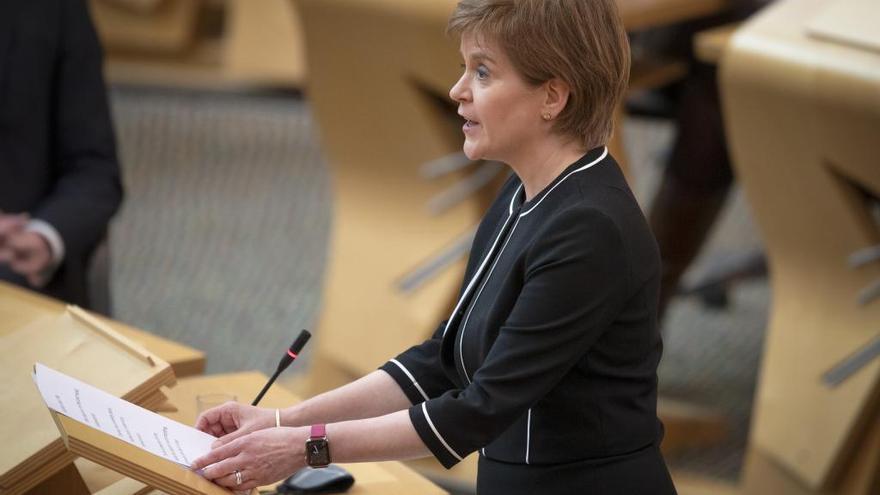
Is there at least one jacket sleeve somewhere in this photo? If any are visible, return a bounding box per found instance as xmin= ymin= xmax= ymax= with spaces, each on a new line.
xmin=32 ymin=0 xmax=123 ymax=259
xmin=407 ymin=207 xmax=632 ymax=468
xmin=379 ymin=319 xmax=457 ymax=405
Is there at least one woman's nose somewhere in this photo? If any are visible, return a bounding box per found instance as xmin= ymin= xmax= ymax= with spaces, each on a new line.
xmin=449 ymin=74 xmax=468 ymax=102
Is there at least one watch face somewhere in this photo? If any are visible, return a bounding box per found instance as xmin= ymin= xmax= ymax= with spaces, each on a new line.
xmin=306 ymin=438 xmax=331 ymax=467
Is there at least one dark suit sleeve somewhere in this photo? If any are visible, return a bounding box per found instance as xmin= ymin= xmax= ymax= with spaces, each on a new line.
xmin=408 ymin=207 xmax=631 ymax=468
xmin=379 ymin=320 xmax=456 ymax=405
xmin=31 ymin=0 xmax=123 ymax=258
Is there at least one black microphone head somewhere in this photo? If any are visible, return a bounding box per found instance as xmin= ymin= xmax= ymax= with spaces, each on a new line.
xmin=290 ymin=330 xmax=311 ymax=355
xmin=277 ymin=330 xmax=311 ymax=372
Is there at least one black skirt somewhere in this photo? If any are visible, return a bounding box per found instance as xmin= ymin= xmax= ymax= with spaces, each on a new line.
xmin=476 ymin=444 xmax=677 ymax=495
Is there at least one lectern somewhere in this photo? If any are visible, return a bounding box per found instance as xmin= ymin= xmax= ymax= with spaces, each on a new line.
xmin=0 ymin=307 xmax=176 ymax=494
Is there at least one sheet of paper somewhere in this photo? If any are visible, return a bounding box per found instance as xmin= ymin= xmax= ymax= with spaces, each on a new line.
xmin=33 ymin=362 xmax=214 ymax=467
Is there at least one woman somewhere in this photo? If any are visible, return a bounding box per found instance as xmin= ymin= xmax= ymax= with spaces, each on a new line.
xmin=191 ymin=1 xmax=676 ymax=493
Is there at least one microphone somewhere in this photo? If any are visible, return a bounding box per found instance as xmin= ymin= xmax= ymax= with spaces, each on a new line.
xmin=252 ymin=330 xmax=311 ymax=406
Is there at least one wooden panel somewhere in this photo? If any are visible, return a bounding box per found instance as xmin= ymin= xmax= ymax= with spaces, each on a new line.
xmin=657 ymin=398 xmax=729 ymax=456
xmin=720 ymin=0 xmax=880 ymax=488
xmin=90 ymin=0 xmax=200 ymax=54
xmin=806 ymin=0 xmax=880 ymax=54
xmin=673 ymin=472 xmax=741 ymax=495
xmin=741 ymin=417 xmax=880 ymax=495
xmin=0 ymin=308 xmax=174 ymax=494
xmin=223 ymin=0 xmax=306 ymax=86
xmin=22 ymin=463 xmax=90 ymax=495
xmin=297 ymin=0 xmax=497 ymax=388
xmin=617 ymin=0 xmax=730 ymax=31
xmin=52 ymin=412 xmax=243 ymax=495
xmin=0 ymin=282 xmax=205 ymax=379
xmin=0 ymin=282 xmax=202 ymax=493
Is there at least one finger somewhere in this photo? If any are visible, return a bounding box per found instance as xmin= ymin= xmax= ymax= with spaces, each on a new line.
xmin=194 ymin=407 xmax=222 ymax=432
xmin=209 ymin=422 xmax=226 ymax=438
xmin=219 ymin=404 xmax=240 ymax=433
xmin=9 ymin=234 xmax=50 ymax=272
xmin=196 ymin=404 xmax=235 ymax=436
xmin=190 ymin=439 xmax=242 ymax=472
xmin=222 ymin=471 xmax=263 ymax=493
xmin=198 ymin=453 xmax=243 ymax=481
xmin=211 ymin=471 xmax=238 ymax=489
xmin=0 ymin=214 xmax=28 ymax=236
xmin=11 ymin=257 xmax=41 ymax=276
xmin=10 ymin=251 xmax=46 ymax=276
xmin=236 ymin=479 xmax=260 ymax=491
xmin=10 ymin=250 xmax=41 ymax=273
xmin=212 ymin=469 xmax=254 ymax=490
xmin=213 ymin=429 xmax=244 ymax=448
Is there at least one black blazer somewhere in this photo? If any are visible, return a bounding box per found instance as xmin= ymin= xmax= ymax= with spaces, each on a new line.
xmin=0 ymin=0 xmax=123 ymax=306
xmin=382 ymin=147 xmax=665 ymax=470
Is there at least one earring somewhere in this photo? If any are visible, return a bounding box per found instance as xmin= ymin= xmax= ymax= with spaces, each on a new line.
xmin=543 ymin=113 xmax=552 ymax=121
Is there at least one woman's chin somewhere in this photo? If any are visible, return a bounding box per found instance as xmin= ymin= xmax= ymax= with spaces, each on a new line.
xmin=462 ymin=143 xmax=482 ymax=161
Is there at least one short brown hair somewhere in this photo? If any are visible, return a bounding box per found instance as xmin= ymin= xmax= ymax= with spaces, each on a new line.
xmin=448 ymin=0 xmax=630 ymax=149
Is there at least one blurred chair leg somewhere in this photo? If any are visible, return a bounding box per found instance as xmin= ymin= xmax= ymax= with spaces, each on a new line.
xmin=649 ymin=61 xmax=737 ymax=323
xmin=650 ymin=170 xmax=730 ymax=321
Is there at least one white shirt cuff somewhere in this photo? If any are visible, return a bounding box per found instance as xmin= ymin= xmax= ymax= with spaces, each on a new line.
xmin=25 ymin=219 xmax=66 ymax=266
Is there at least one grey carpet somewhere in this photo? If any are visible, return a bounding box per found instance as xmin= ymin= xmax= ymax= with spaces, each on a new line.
xmin=109 ymin=87 xmax=331 ymax=376
xmin=107 ymin=87 xmax=767 ymax=483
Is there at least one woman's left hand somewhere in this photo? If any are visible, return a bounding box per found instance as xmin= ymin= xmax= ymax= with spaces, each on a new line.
xmin=191 ymin=426 xmax=307 ymax=490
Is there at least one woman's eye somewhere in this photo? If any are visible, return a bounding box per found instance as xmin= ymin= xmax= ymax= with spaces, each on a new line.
xmin=475 ymin=66 xmax=489 ymax=80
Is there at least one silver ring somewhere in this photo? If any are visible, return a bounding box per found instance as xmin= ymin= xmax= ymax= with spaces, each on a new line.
xmin=234 ymin=469 xmax=242 ymax=486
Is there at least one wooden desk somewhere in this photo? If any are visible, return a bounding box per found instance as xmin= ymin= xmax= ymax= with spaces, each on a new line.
xmin=86 ymin=372 xmax=447 ymax=494
xmin=0 ymin=281 xmax=205 ymax=378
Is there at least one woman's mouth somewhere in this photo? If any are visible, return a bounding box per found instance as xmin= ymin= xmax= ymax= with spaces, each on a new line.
xmin=463 ymin=119 xmax=480 ymax=132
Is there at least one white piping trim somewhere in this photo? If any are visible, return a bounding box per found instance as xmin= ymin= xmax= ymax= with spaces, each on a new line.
xmin=422 ymin=402 xmax=463 ymax=461
xmin=389 ymin=359 xmax=429 ymax=402
xmin=442 ymin=187 xmax=520 ymax=338
xmin=525 ymin=408 xmax=532 ymax=464
xmin=508 ymin=183 xmax=523 ymax=214
xmin=520 ymin=147 xmax=608 ymax=217
xmin=459 ymin=215 xmax=522 ymax=383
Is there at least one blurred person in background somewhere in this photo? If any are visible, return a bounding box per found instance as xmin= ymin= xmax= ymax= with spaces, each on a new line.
xmin=0 ymin=0 xmax=123 ymax=309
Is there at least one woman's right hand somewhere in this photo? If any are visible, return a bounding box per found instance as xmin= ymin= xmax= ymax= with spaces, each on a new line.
xmin=194 ymin=402 xmax=276 ymax=447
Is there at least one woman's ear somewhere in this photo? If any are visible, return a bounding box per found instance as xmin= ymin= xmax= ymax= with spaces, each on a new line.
xmin=542 ymin=78 xmax=571 ymax=120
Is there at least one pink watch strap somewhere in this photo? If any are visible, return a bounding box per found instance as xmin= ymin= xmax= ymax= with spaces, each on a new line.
xmin=310 ymin=424 xmax=326 ymax=438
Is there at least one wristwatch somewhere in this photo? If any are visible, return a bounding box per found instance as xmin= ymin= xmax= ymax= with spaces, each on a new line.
xmin=305 ymin=424 xmax=331 ymax=468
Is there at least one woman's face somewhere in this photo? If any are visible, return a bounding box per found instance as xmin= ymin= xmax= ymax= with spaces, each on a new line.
xmin=449 ymin=33 xmax=547 ymax=163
